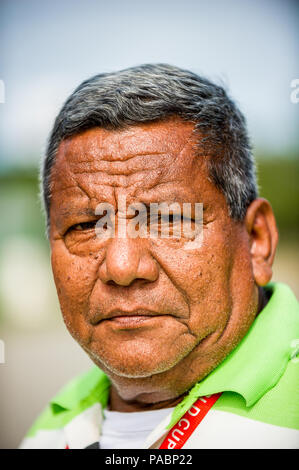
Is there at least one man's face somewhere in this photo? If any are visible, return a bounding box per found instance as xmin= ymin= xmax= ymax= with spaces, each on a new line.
xmin=50 ymin=119 xmax=258 ymax=385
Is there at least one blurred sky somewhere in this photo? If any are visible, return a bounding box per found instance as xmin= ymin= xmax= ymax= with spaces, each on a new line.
xmin=0 ymin=0 xmax=298 ymax=167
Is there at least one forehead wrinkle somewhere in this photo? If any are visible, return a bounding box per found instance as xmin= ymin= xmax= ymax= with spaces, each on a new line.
xmin=54 ymin=122 xmax=198 ymax=208
xmin=55 ymin=149 xmax=95 ymax=201
xmin=63 ymin=130 xmax=168 ymax=164
xmin=68 ymin=138 xmax=196 ymax=195
xmin=69 ymin=154 xmax=170 ymax=176
xmin=62 ymin=119 xmax=195 ymax=165
xmin=74 ymin=166 xmax=166 ymax=199
xmin=95 ymin=151 xmax=165 ymax=163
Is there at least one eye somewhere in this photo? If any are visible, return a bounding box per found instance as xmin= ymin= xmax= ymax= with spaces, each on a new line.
xmin=69 ymin=221 xmax=97 ymax=232
xmin=168 ymin=213 xmax=182 ymax=224
xmin=164 ymin=213 xmax=192 ymax=224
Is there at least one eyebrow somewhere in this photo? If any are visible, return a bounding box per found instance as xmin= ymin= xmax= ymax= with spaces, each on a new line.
xmin=58 ymin=207 xmax=98 ymax=219
xmin=57 ymin=194 xmax=205 ymax=219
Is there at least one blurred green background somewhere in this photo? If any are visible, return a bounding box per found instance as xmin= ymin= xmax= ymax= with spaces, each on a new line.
xmin=0 ymin=0 xmax=298 ymax=450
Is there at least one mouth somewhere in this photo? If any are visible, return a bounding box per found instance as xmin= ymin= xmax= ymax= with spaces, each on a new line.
xmin=90 ymin=308 xmax=168 ymax=326
xmin=107 ymin=315 xmax=159 ymax=327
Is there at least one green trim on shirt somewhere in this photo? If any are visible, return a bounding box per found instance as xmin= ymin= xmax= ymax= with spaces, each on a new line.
xmin=213 ymin=360 xmax=299 ymax=430
xmin=27 ymin=367 xmax=110 ymax=437
xmin=26 ymin=282 xmax=299 ymax=437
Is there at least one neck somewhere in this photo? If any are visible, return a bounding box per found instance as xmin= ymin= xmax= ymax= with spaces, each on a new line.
xmin=108 ymin=385 xmax=188 ymax=412
xmin=257 ymin=286 xmax=269 ymax=315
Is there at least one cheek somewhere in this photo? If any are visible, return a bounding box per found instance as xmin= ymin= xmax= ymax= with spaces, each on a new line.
xmin=189 ymin=262 xmax=233 ymax=338
xmin=187 ymin=232 xmax=256 ymax=339
xmin=51 ymin=240 xmax=102 ymax=338
xmin=151 ymin=231 xmax=235 ymax=336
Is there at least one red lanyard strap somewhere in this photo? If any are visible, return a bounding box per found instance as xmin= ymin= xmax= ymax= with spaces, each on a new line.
xmin=159 ymin=393 xmax=222 ymax=449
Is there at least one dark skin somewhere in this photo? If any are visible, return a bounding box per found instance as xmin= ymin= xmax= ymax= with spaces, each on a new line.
xmin=49 ymin=119 xmax=278 ymax=412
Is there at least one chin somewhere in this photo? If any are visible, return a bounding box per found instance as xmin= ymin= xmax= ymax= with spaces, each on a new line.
xmin=86 ymin=344 xmax=181 ymax=379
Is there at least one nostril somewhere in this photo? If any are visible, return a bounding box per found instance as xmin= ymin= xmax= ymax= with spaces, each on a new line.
xmin=106 ymin=279 xmax=118 ymax=287
xmin=135 ymin=277 xmax=152 ymax=285
xmin=105 ymin=277 xmax=154 ymax=288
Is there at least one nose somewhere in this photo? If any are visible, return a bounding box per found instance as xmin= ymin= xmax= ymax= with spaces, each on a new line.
xmin=98 ymin=238 xmax=159 ymax=286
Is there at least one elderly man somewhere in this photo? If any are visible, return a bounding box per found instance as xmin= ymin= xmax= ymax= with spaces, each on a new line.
xmin=20 ymin=64 xmax=299 ymax=449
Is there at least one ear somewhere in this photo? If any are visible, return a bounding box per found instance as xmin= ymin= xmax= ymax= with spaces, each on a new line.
xmin=245 ymin=198 xmax=278 ymax=286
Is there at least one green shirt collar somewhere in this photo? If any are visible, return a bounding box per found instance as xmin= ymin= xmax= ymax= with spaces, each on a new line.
xmin=50 ymin=364 xmax=110 ymax=413
xmin=50 ymin=282 xmax=299 ymax=428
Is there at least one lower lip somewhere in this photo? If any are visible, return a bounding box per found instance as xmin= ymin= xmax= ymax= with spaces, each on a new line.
xmin=108 ymin=315 xmax=157 ymax=327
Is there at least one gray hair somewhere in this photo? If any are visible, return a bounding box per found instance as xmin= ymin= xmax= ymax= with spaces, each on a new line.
xmin=42 ymin=63 xmax=257 ymax=231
